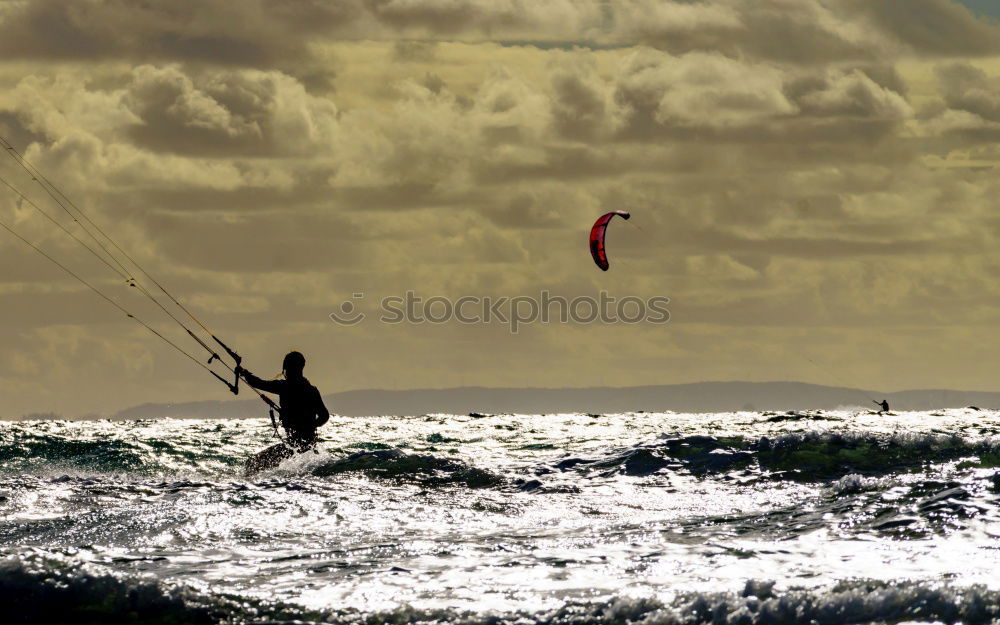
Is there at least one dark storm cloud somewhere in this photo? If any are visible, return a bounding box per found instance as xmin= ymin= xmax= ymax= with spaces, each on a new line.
xmin=615 ymin=0 xmax=884 ymax=64
xmin=0 ymin=0 xmax=598 ymax=66
xmin=936 ymin=63 xmax=1000 ymax=122
xmin=851 ymin=65 xmax=909 ymax=97
xmin=618 ymin=0 xmax=1000 ymax=61
xmin=841 ymin=0 xmax=1000 ymax=56
xmin=0 ymin=0 xmax=316 ymax=65
xmin=923 ymin=63 xmax=1000 ymax=142
xmin=3 ymin=1 xmax=1000 ymax=414
xmin=3 ymin=0 xmax=997 ymax=71
xmin=550 ymin=61 xmax=610 ymax=141
xmin=0 ymin=111 xmax=45 ymax=152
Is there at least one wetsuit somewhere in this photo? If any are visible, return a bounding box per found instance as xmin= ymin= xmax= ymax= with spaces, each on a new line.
xmin=242 ymin=372 xmax=330 ymax=475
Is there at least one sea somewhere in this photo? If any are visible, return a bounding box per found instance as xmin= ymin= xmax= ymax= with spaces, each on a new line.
xmin=3 ymin=408 xmax=1000 ymax=624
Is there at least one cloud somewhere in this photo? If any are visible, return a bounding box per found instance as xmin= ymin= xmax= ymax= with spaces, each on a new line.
xmin=0 ymin=0 xmax=604 ymax=69
xmin=123 ymin=65 xmax=339 ymax=157
xmin=2 ymin=4 xmax=1000 ymax=413
xmin=0 ymin=0 xmax=310 ymax=64
xmin=841 ymin=0 xmax=1000 ymax=57
xmin=794 ymin=69 xmax=912 ymax=119
xmin=365 ymin=0 xmax=602 ymax=38
xmin=611 ymin=50 xmax=910 ymax=142
xmin=615 ymin=0 xmax=885 ymax=63
xmin=936 ymin=63 xmax=1000 ymax=121
xmin=549 ymin=57 xmax=616 ymax=141
xmin=923 ymin=63 xmax=1000 ymax=140
xmin=614 ymin=0 xmax=1000 ymax=62
xmin=2 ymin=0 xmax=998 ymax=74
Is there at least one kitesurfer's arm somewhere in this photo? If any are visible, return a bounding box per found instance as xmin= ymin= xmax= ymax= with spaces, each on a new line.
xmin=236 ymin=366 xmax=284 ymax=394
xmin=314 ymin=387 xmax=330 ymax=428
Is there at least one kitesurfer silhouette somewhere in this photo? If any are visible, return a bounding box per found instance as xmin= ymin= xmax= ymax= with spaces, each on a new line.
xmin=873 ymin=399 xmax=889 ymax=415
xmin=238 ymin=351 xmax=330 ymax=476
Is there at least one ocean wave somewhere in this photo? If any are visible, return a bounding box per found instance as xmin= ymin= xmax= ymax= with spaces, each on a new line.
xmin=543 ymin=431 xmax=1000 ymax=481
xmin=0 ymin=553 xmax=297 ymax=625
xmin=311 ymin=448 xmax=507 ymax=488
xmin=0 ymin=424 xmax=244 ymax=477
xmin=0 ymin=433 xmax=149 ymax=473
xmin=6 ymin=423 xmax=1000 ymax=487
xmin=672 ymin=476 xmax=996 ymax=542
xmin=3 ymin=553 xmax=1000 ymax=625
xmin=754 ymin=431 xmax=1000 ymax=479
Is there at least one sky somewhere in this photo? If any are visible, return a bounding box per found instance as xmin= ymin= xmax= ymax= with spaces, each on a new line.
xmin=0 ymin=0 xmax=999 ymax=417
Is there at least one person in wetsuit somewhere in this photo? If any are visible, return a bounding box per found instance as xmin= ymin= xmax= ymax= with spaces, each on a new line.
xmin=873 ymin=399 xmax=889 ymax=415
xmin=238 ymin=351 xmax=330 ymax=476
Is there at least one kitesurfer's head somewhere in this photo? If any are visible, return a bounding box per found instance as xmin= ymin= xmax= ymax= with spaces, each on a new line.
xmin=282 ymin=351 xmax=306 ymax=379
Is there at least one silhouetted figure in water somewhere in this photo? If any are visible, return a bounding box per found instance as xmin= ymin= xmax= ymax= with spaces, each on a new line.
xmin=238 ymin=351 xmax=330 ymax=476
xmin=873 ymin=399 xmax=889 ymax=415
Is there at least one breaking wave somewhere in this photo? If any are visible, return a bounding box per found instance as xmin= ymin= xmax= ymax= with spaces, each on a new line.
xmin=312 ymin=448 xmax=508 ymax=488
xmin=6 ymin=425 xmax=1000 ymax=487
xmin=541 ymin=431 xmax=1000 ymax=481
xmin=4 ymin=553 xmax=1000 ymax=625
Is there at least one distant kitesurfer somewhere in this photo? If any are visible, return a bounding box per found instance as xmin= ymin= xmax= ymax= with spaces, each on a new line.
xmin=873 ymin=399 xmax=889 ymax=415
xmin=238 ymin=351 xmax=330 ymax=476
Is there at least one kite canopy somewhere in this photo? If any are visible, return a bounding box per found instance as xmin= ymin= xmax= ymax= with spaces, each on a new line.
xmin=589 ymin=210 xmax=630 ymax=271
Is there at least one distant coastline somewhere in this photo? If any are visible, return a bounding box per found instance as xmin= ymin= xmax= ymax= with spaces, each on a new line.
xmin=5 ymin=381 xmax=992 ymax=420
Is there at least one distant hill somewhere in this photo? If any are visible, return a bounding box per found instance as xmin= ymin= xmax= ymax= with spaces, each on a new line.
xmin=109 ymin=381 xmax=1000 ymax=419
